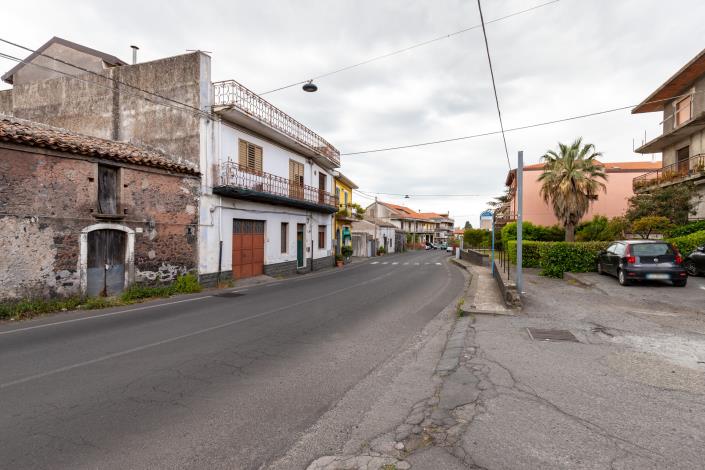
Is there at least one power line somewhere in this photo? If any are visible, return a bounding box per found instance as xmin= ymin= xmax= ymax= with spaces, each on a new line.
xmin=0 ymin=37 xmax=208 ymax=117
xmin=340 ymin=89 xmax=705 ymax=156
xmin=259 ymin=0 xmax=560 ymax=95
xmin=477 ymin=0 xmax=511 ymax=170
xmin=0 ymin=47 xmax=210 ymax=119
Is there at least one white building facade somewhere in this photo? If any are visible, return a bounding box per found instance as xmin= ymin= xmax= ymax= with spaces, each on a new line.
xmin=198 ymin=80 xmax=339 ymax=285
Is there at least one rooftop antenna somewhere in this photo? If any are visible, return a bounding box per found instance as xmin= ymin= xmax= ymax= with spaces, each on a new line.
xmin=130 ymin=45 xmax=139 ymax=65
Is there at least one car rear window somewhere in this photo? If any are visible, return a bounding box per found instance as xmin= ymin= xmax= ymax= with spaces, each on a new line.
xmin=631 ymin=243 xmax=674 ymax=256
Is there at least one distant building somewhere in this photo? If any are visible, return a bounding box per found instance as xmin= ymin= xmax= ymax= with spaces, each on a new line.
xmin=499 ymin=161 xmax=662 ymax=228
xmin=364 ymin=201 xmax=454 ymax=247
xmin=333 ymin=172 xmax=358 ymax=255
xmin=479 ymin=210 xmax=493 ymax=230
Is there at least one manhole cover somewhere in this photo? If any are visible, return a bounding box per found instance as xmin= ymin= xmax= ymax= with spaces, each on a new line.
xmin=526 ymin=328 xmax=579 ymax=342
xmin=216 ymin=292 xmax=244 ymax=298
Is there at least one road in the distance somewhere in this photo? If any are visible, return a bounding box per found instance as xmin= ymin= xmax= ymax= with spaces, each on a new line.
xmin=0 ymin=250 xmax=464 ymax=469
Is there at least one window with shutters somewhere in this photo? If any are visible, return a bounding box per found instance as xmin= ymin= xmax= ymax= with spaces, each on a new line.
xmin=281 ymin=222 xmax=289 ymax=253
xmin=238 ymin=139 xmax=263 ymax=173
xmin=318 ymin=225 xmax=326 ymax=249
xmin=289 ymin=160 xmax=305 ymax=199
xmin=97 ymin=165 xmax=119 ymax=215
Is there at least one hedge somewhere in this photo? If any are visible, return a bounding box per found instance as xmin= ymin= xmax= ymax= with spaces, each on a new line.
xmin=507 ymin=240 xmax=610 ymax=277
xmin=504 ymin=230 xmax=705 ymax=278
xmin=668 ymin=220 xmax=705 ymax=238
xmin=668 ymin=229 xmax=705 ymax=256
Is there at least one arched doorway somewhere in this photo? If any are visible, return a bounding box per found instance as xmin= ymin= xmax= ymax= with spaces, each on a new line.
xmin=80 ymin=224 xmax=135 ymax=297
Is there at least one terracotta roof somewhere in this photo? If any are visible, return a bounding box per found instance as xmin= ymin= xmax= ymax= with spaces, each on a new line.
xmin=0 ymin=115 xmax=199 ymax=175
xmin=633 ymin=47 xmax=705 ymax=113
xmin=379 ymin=202 xmax=447 ymax=220
xmin=453 ymin=229 xmax=465 ymax=235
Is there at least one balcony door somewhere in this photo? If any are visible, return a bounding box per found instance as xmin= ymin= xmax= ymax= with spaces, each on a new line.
xmin=677 ymin=146 xmax=690 ymax=176
xmin=289 ymin=160 xmax=304 ymax=200
xmin=318 ymin=173 xmax=327 ymax=204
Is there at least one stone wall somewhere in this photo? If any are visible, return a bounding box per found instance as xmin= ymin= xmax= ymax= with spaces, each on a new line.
xmin=2 ymin=52 xmax=208 ymax=169
xmin=0 ymin=144 xmax=199 ymax=301
xmin=312 ymin=255 xmax=334 ymax=271
xmin=264 ymin=260 xmax=298 ymax=278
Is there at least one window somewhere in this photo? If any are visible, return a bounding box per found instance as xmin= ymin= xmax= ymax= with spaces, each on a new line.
xmin=238 ymin=139 xmax=263 ymax=172
xmin=614 ymin=243 xmax=626 ymax=256
xmin=318 ymin=225 xmax=326 ymax=249
xmin=318 ymin=173 xmax=327 ymax=204
xmin=98 ymin=165 xmax=119 ymax=215
xmin=281 ymin=222 xmax=288 ymax=253
xmin=675 ymin=95 xmax=692 ymax=126
xmin=343 ymin=191 xmax=348 ymax=207
xmin=289 ymin=160 xmax=305 ymax=199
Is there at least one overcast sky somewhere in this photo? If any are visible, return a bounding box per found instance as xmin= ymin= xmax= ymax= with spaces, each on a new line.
xmin=3 ymin=0 xmax=705 ymax=227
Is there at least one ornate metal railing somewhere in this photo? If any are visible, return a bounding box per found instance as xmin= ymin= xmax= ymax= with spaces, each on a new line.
xmin=213 ymin=80 xmax=340 ymax=167
xmin=633 ymin=154 xmax=705 ymax=191
xmin=218 ymin=162 xmax=338 ymax=208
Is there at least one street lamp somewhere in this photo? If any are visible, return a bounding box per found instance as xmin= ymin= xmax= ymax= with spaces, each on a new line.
xmin=302 ymin=80 xmax=318 ymax=92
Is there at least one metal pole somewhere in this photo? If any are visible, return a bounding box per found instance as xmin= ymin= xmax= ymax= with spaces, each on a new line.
xmin=516 ymin=150 xmax=524 ymax=293
xmin=491 ymin=214 xmax=495 ymax=275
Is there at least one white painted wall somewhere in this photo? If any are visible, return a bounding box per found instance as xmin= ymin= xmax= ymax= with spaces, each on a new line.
xmin=197 ymin=118 xmax=336 ymax=277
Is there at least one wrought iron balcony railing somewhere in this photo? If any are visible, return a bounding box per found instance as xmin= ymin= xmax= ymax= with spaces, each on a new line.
xmin=633 ymin=154 xmax=705 ymax=191
xmin=213 ymin=80 xmax=340 ymax=167
xmin=217 ymin=162 xmax=338 ymax=208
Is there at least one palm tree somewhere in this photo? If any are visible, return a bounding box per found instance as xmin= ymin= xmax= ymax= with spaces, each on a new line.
xmin=538 ymin=138 xmax=607 ymax=242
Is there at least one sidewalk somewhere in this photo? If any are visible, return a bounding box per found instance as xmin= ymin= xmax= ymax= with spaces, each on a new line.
xmin=451 ymin=258 xmax=516 ymax=315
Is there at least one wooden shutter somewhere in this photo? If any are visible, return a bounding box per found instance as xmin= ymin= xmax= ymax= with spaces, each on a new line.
xmin=238 ymin=139 xmax=248 ymax=167
xmin=254 ymin=145 xmax=263 ymax=172
xmin=98 ymin=165 xmax=118 ymax=215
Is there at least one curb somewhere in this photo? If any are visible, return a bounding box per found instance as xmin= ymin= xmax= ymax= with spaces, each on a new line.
xmin=564 ymin=272 xmax=594 ymax=287
xmin=450 ymin=258 xmax=519 ymax=316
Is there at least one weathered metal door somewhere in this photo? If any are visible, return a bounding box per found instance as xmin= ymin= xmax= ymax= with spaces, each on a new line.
xmin=232 ymin=219 xmax=265 ymax=279
xmin=87 ymin=229 xmax=127 ymax=297
xmin=297 ymin=224 xmax=305 ymax=268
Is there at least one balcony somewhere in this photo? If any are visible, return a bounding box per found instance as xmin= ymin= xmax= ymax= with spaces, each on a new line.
xmin=633 ymin=154 xmax=705 ymax=192
xmin=214 ymin=162 xmax=338 ymax=213
xmin=213 ymin=80 xmax=340 ymax=168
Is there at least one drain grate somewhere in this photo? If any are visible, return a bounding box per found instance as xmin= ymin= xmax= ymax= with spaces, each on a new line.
xmin=526 ymin=328 xmax=579 ymax=342
xmin=216 ymin=292 xmax=245 ymax=298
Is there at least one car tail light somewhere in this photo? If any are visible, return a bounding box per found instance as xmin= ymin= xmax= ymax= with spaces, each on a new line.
xmin=625 ymin=245 xmax=636 ymax=265
xmin=675 ymin=255 xmax=683 ymax=264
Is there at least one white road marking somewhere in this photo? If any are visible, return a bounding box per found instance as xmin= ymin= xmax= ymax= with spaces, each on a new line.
xmin=382 ymin=262 xmax=388 ymax=265
xmin=371 ymin=261 xmax=379 ymax=264
xmin=0 ymin=296 xmax=213 ymax=336
xmin=403 ymin=262 xmax=409 ymax=265
xmin=425 ymin=262 xmax=431 ymax=265
xmin=435 ymin=262 xmax=442 ymax=265
xmin=700 ymin=285 xmax=705 ymax=291
xmin=414 ymin=263 xmax=420 ymax=266
xmin=392 ymin=262 xmax=399 ymax=265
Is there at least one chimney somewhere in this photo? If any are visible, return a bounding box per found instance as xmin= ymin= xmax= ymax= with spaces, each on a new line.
xmin=130 ymin=45 xmax=139 ymax=65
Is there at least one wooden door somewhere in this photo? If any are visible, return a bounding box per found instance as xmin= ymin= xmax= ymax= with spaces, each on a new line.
xmin=87 ymin=229 xmax=126 ymax=296
xmin=232 ymin=219 xmax=265 ymax=279
xmin=297 ymin=224 xmax=305 ymax=268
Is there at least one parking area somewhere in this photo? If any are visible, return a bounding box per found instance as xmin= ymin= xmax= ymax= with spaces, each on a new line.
xmin=461 ymin=268 xmax=705 ymax=468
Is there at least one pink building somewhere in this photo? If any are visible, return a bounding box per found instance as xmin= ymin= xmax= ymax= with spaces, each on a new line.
xmin=501 ymin=161 xmax=662 ymax=227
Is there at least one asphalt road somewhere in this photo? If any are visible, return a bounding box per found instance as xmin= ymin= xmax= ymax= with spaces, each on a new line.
xmin=0 ymin=249 xmax=464 ymax=470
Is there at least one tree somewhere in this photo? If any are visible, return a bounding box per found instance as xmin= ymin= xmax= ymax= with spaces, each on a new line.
xmin=463 ymin=228 xmax=490 ymax=248
xmin=576 ymin=215 xmax=628 ymax=241
xmin=626 ymin=182 xmax=700 ymax=225
xmin=464 ymin=221 xmax=472 ymax=229
xmin=631 ymin=216 xmax=674 ymax=239
xmin=538 ymin=138 xmax=607 ymax=242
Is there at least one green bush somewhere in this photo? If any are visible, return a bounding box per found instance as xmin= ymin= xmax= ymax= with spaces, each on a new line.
xmin=121 ymin=273 xmax=201 ymax=302
xmin=667 ymin=229 xmax=705 ymax=256
xmin=341 ymin=245 xmax=353 ymax=257
xmin=501 ymin=221 xmax=564 ymax=242
xmin=506 ymin=240 xmax=611 ymax=277
xmin=668 ymin=221 xmax=705 ymax=238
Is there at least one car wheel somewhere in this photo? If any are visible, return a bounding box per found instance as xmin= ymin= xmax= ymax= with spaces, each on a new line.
xmin=597 ymin=261 xmax=605 ymax=275
xmin=684 ymin=260 xmax=699 ymax=277
xmin=618 ymin=269 xmax=630 ymax=286
xmin=673 ymin=279 xmax=687 ymax=287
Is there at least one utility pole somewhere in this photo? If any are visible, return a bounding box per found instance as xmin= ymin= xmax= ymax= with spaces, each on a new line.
xmin=491 ymin=212 xmax=495 ymax=275
xmin=374 ymin=196 xmax=378 ymax=256
xmin=516 ymin=150 xmax=524 ymax=293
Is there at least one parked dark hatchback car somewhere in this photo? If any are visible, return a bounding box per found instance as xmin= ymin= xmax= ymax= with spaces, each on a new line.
xmin=597 ymin=240 xmax=688 ymax=287
xmin=684 ymin=245 xmax=705 ymax=276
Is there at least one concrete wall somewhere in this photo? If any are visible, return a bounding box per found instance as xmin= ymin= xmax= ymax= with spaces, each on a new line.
xmin=12 ymin=42 xmax=112 ymax=85
xmin=3 ymin=52 xmax=208 ymax=169
xmin=0 ymin=89 xmax=12 ymax=115
xmin=0 ymin=144 xmax=199 ymax=301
